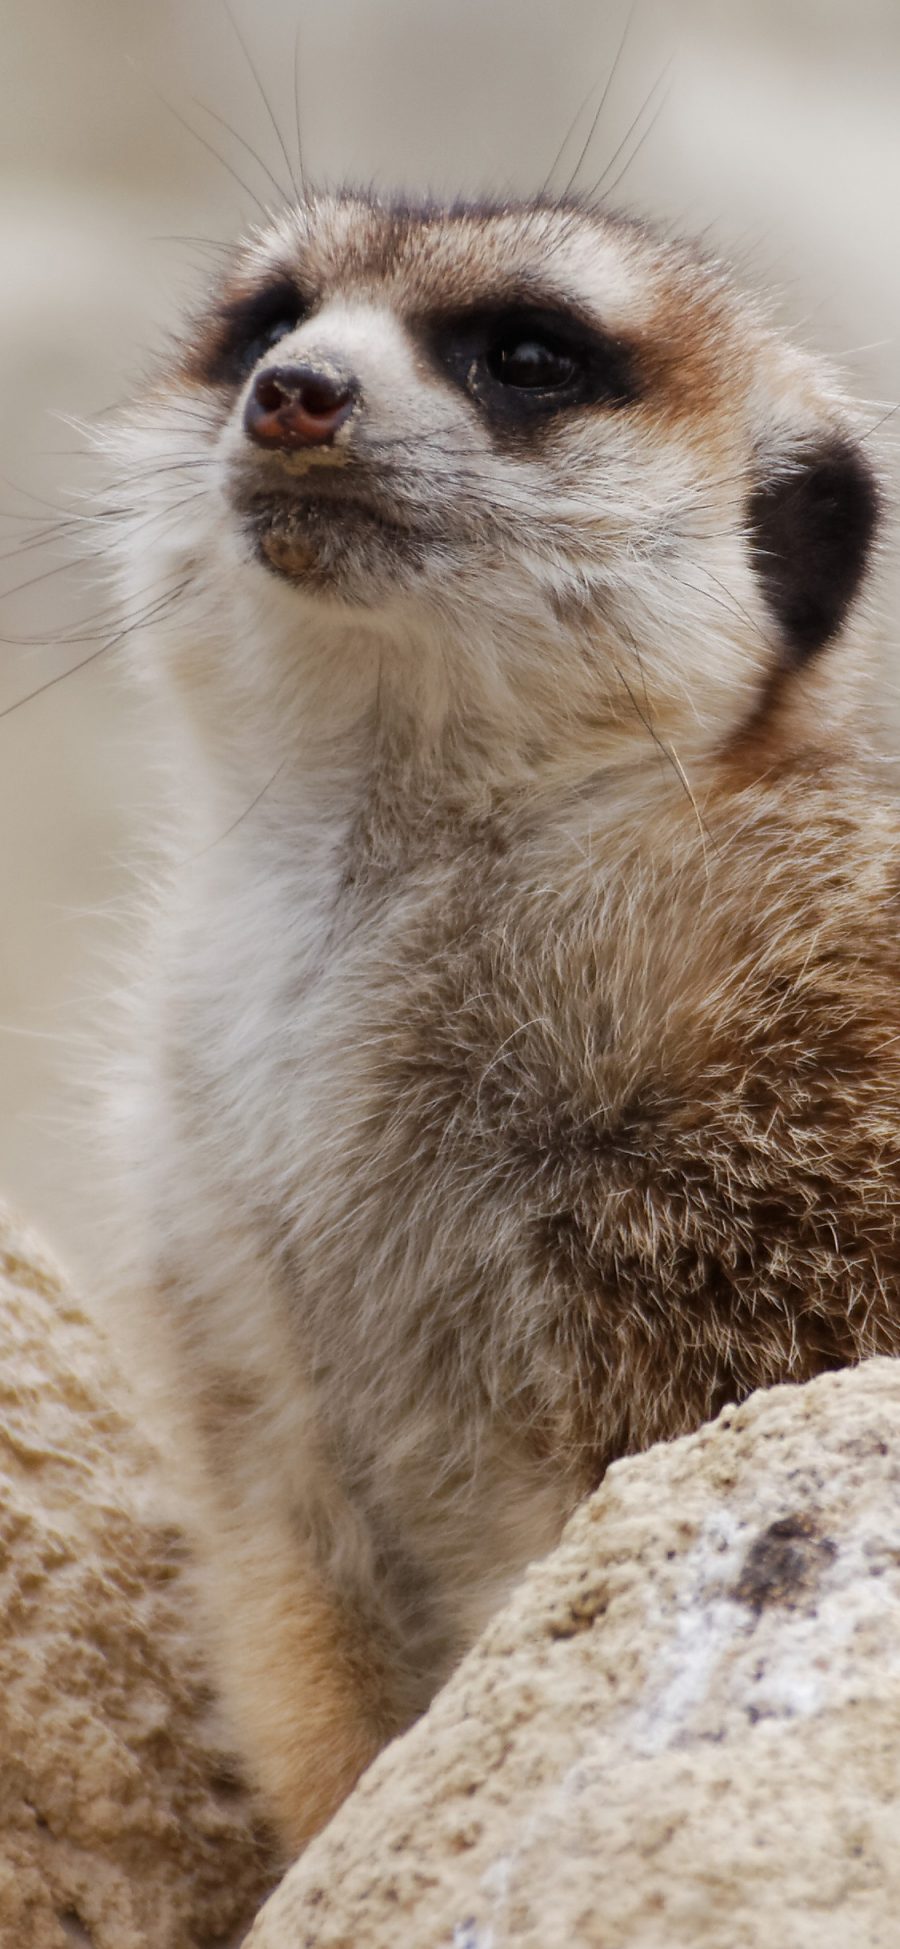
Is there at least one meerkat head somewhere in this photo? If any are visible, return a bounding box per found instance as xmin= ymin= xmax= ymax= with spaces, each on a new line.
xmin=113 ymin=190 xmax=881 ymax=785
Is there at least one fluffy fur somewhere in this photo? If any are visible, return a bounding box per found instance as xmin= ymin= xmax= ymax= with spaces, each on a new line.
xmin=104 ymin=190 xmax=897 ymax=1850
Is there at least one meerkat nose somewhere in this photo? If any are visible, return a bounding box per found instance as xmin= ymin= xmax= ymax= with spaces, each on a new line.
xmin=244 ymin=363 xmax=358 ymax=450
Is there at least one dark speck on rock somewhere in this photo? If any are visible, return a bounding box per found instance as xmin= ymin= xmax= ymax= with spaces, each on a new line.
xmin=732 ymin=1512 xmax=837 ymax=1614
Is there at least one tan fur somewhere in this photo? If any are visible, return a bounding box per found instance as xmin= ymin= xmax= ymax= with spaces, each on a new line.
xmin=99 ymin=190 xmax=897 ymax=1851
xmin=208 ymin=1525 xmax=390 ymax=1847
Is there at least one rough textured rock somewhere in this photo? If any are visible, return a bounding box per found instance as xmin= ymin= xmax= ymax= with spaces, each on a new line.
xmin=247 ymin=1359 xmax=900 ymax=1949
xmin=8 ymin=1193 xmax=899 ymax=1949
xmin=0 ymin=1204 xmax=277 ymax=1949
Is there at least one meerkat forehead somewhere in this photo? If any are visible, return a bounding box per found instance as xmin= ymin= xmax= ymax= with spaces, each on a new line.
xmin=259 ymin=195 xmax=651 ymax=324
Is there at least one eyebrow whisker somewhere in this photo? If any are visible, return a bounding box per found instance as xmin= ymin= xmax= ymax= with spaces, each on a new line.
xmin=220 ymin=0 xmax=301 ymax=203
xmin=190 ymin=95 xmax=293 ymax=207
xmin=559 ymin=4 xmax=638 ymax=200
xmin=588 ymin=57 xmax=674 ymax=205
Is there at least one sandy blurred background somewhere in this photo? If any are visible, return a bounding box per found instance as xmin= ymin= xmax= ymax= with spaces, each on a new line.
xmin=1 ymin=0 xmax=899 ymax=1273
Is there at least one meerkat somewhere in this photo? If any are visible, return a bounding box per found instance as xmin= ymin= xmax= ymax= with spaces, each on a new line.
xmin=103 ymin=185 xmax=898 ymax=1853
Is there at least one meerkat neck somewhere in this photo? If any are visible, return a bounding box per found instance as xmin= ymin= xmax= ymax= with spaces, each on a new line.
xmin=155 ymin=575 xmax=870 ymax=870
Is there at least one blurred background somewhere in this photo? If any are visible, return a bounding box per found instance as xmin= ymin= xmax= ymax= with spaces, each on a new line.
xmin=1 ymin=0 xmax=899 ymax=1272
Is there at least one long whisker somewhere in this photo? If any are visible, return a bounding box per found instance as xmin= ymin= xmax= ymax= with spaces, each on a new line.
xmin=149 ymin=234 xmax=236 ymax=256
xmin=588 ymin=57 xmax=673 ymax=204
xmin=0 ymin=577 xmax=191 ymax=722
xmin=0 ymin=517 xmax=89 ymax=560
xmin=0 ymin=475 xmax=81 ymax=520
xmin=0 ymin=493 xmax=206 ymax=646
xmin=221 ymin=0 xmax=300 ymax=201
xmin=0 ymin=553 xmax=90 ymax=603
xmin=293 ymin=19 xmax=307 ymax=196
xmin=190 ymin=96 xmax=292 ymax=206
xmin=126 ymin=57 xmax=270 ymax=217
xmin=559 ymin=5 xmax=637 ymax=199
xmin=594 ymin=72 xmax=672 ymax=203
xmin=541 ymin=79 xmax=601 ymax=197
xmin=611 ymin=626 xmax=717 ymax=863
xmin=185 ymin=759 xmax=288 ymax=862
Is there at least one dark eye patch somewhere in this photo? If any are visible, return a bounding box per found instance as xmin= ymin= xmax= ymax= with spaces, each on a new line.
xmin=199 ymin=276 xmax=309 ymax=387
xmin=426 ymin=301 xmax=639 ymax=431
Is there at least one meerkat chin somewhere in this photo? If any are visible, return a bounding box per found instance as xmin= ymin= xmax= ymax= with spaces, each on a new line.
xmin=102 ymin=187 xmax=894 ymax=1854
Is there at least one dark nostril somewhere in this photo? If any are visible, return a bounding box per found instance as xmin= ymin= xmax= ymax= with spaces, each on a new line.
xmin=254 ymin=372 xmax=290 ymax=414
xmin=256 ymin=366 xmax=353 ymax=415
xmin=244 ymin=363 xmax=358 ymax=450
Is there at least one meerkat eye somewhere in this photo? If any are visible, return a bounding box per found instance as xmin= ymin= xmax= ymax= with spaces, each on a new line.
xmin=428 ymin=302 xmax=638 ymax=422
xmin=241 ymin=314 xmax=299 ymax=371
xmin=202 ymin=278 xmax=308 ymax=387
xmin=486 ymin=337 xmax=578 ymax=390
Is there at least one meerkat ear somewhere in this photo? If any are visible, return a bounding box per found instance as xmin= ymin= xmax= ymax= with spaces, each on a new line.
xmin=748 ymin=434 xmax=880 ymax=661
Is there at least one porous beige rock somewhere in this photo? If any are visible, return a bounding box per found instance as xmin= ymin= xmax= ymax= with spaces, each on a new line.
xmin=247 ymin=1359 xmax=900 ymax=1949
xmin=0 ymin=1204 xmax=277 ymax=1949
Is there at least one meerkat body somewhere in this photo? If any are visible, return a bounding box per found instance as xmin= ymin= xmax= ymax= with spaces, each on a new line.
xmin=107 ymin=191 xmax=896 ymax=1848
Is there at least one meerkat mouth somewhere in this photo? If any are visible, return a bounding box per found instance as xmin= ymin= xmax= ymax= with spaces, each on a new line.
xmin=233 ymin=474 xmax=434 ymax=589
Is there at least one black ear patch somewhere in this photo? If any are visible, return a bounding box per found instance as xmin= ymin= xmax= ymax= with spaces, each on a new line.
xmin=748 ymin=436 xmax=880 ymax=661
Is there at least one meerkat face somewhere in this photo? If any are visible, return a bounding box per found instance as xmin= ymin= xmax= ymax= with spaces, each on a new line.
xmin=115 ymin=191 xmax=880 ymax=773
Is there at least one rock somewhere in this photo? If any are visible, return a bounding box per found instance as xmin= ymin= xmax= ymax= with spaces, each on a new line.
xmin=0 ymin=1205 xmax=277 ymax=1949
xmin=9 ymin=1189 xmax=898 ymax=1948
xmin=245 ymin=1359 xmax=900 ymax=1949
